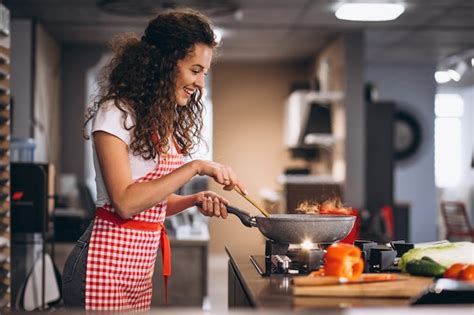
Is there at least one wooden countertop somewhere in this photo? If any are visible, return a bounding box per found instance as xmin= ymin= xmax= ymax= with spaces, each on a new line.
xmin=225 ymin=245 xmax=463 ymax=310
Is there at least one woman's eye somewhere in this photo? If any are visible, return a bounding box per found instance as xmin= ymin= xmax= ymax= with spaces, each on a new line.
xmin=192 ymin=70 xmax=199 ymax=74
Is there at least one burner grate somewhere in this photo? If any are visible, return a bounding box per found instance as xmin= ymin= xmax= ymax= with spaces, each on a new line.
xmin=251 ymin=239 xmax=412 ymax=276
xmin=250 ymin=240 xmax=325 ymax=276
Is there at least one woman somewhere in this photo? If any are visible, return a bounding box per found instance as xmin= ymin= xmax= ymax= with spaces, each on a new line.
xmin=62 ymin=9 xmax=246 ymax=311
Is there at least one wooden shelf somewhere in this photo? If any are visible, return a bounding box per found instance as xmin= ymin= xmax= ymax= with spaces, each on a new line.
xmin=0 ymin=7 xmax=10 ymax=310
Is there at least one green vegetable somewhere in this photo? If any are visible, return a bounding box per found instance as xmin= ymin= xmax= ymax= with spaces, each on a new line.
xmin=405 ymin=256 xmax=446 ymax=277
xmin=399 ymin=242 xmax=474 ymax=272
xmin=420 ymin=256 xmax=439 ymax=264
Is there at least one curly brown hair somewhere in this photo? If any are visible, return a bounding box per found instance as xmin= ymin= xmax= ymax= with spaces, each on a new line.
xmin=85 ymin=8 xmax=218 ymax=159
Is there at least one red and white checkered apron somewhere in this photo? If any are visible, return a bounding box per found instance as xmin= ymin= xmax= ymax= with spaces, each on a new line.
xmin=85 ymin=151 xmax=184 ymax=311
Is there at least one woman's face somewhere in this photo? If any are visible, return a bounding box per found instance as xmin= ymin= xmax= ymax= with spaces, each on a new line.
xmin=175 ymin=43 xmax=213 ymax=106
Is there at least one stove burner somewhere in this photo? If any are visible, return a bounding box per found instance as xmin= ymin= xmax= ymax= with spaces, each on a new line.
xmin=250 ymin=240 xmax=325 ymax=276
xmin=354 ymin=239 xmax=414 ymax=272
xmin=250 ymin=239 xmax=414 ymax=276
xmin=271 ymin=255 xmax=291 ymax=273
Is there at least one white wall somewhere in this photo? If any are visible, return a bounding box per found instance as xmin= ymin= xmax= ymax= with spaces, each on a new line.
xmin=436 ymin=85 xmax=474 ymax=224
xmin=366 ymin=63 xmax=437 ymax=242
xmin=461 ymin=87 xmax=474 ymax=221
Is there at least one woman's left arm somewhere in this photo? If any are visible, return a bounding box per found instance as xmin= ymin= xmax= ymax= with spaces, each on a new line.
xmin=166 ymin=194 xmax=198 ymax=216
xmin=166 ymin=191 xmax=229 ymax=218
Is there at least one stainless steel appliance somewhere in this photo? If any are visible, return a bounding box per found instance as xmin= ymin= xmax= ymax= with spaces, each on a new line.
xmin=10 ymin=163 xmax=59 ymax=310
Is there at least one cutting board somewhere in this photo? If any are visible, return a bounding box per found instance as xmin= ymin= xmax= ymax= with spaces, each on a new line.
xmin=293 ymin=296 xmax=413 ymax=308
xmin=293 ymin=274 xmax=433 ymax=298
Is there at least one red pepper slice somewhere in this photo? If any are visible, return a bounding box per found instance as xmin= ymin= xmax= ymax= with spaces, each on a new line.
xmin=324 ymin=243 xmax=364 ymax=280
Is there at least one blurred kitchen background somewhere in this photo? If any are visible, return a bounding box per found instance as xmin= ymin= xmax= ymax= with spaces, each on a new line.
xmin=0 ymin=0 xmax=473 ymax=312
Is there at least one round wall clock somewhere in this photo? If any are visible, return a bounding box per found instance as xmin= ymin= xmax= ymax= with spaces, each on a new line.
xmin=394 ymin=110 xmax=422 ymax=160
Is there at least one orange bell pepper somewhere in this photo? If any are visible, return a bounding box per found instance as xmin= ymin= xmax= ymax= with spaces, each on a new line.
xmin=324 ymin=243 xmax=364 ymax=280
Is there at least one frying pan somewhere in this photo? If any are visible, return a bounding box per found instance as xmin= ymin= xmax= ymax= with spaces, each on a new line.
xmin=226 ymin=205 xmax=356 ymax=244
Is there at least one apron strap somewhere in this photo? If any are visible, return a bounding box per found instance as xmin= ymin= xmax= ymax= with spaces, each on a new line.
xmin=160 ymin=225 xmax=171 ymax=306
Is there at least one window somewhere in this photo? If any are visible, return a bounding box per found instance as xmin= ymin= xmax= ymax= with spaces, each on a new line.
xmin=434 ymin=94 xmax=464 ymax=188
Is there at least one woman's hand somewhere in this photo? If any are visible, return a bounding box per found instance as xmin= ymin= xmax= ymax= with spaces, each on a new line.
xmin=192 ymin=160 xmax=248 ymax=194
xmin=195 ymin=191 xmax=229 ymax=219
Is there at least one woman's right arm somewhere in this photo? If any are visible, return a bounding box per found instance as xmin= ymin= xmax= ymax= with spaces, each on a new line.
xmin=94 ymin=131 xmax=245 ymax=219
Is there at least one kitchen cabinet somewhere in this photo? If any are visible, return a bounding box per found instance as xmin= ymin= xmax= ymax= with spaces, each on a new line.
xmin=151 ymin=239 xmax=208 ymax=307
xmin=10 ymin=163 xmax=57 ymax=309
xmin=283 ymin=90 xmax=343 ymax=149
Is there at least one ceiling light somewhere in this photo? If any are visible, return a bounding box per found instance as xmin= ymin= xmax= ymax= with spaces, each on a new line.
xmin=448 ymin=70 xmax=460 ymax=82
xmin=448 ymin=61 xmax=468 ymax=82
xmin=234 ymin=8 xmax=244 ymax=21
xmin=471 ymin=58 xmax=474 ymax=67
xmin=434 ymin=71 xmax=451 ymax=84
xmin=335 ymin=3 xmax=405 ymax=21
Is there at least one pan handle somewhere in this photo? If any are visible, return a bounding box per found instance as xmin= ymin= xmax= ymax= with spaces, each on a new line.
xmin=195 ymin=202 xmax=256 ymax=228
xmin=226 ymin=205 xmax=256 ymax=228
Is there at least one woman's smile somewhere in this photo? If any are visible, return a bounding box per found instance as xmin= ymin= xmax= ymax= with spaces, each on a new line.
xmin=183 ymin=87 xmax=195 ymax=97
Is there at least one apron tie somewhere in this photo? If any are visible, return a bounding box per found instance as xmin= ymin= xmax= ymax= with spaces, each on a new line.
xmin=160 ymin=224 xmax=171 ymax=306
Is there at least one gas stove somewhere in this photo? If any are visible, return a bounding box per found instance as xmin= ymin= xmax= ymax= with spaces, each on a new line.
xmin=250 ymin=239 xmax=415 ymax=276
xmin=250 ymin=240 xmax=325 ymax=276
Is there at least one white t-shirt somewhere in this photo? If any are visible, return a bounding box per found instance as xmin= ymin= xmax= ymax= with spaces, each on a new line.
xmin=91 ymin=101 xmax=175 ymax=207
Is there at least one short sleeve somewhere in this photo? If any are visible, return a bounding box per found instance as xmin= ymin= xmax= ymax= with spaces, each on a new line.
xmin=91 ymin=101 xmax=135 ymax=145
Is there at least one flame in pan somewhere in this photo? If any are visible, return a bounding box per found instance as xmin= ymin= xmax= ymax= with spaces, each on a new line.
xmin=295 ymin=199 xmax=352 ymax=215
xmin=301 ymin=239 xmax=315 ymax=250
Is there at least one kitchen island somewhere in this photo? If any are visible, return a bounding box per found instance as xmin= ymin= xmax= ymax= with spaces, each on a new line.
xmin=226 ymin=245 xmax=472 ymax=310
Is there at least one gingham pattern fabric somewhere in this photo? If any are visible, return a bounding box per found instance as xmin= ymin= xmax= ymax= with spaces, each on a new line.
xmin=85 ymin=153 xmax=184 ymax=311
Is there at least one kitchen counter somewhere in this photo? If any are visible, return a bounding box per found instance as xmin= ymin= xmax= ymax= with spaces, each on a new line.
xmin=225 ymin=245 xmax=473 ymax=311
xmin=15 ymin=309 xmax=474 ymax=315
xmin=227 ymin=245 xmax=293 ymax=309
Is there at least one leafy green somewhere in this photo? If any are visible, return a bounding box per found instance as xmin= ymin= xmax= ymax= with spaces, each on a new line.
xmin=399 ymin=242 xmax=474 ymax=272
